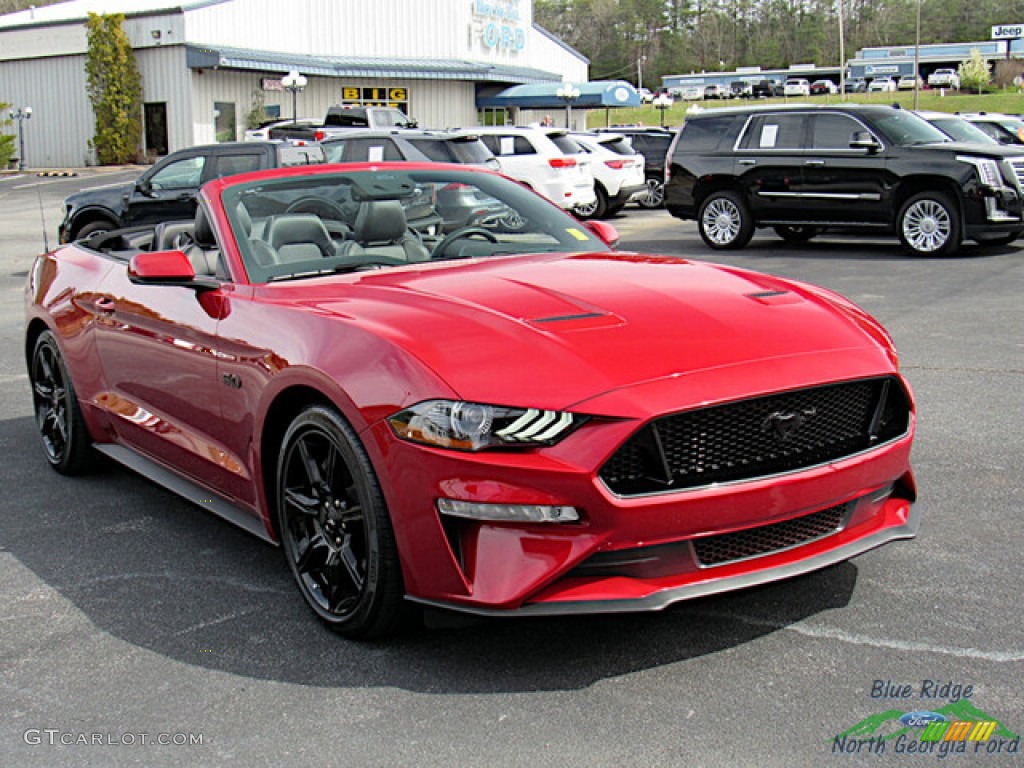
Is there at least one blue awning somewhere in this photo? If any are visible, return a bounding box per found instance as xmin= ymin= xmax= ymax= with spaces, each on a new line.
xmin=476 ymin=80 xmax=642 ymax=109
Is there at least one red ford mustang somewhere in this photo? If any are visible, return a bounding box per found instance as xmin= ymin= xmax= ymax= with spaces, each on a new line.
xmin=25 ymin=163 xmax=917 ymax=638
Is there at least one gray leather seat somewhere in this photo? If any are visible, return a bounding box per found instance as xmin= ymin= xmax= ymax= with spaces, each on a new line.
xmin=185 ymin=206 xmax=222 ymax=277
xmin=265 ymin=213 xmax=337 ymax=262
xmin=235 ymin=202 xmax=278 ymax=268
xmin=152 ymin=220 xmax=195 ymax=252
xmin=339 ymin=200 xmax=430 ymax=262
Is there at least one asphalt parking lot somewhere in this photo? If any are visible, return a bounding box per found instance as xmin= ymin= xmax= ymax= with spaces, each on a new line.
xmin=0 ymin=169 xmax=1021 ymax=768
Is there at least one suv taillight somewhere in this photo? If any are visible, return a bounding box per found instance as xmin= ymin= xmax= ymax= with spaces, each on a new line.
xmin=315 ymin=130 xmax=325 ymax=141
xmin=604 ymin=159 xmax=628 ymax=169
xmin=549 ymin=157 xmax=577 ymax=169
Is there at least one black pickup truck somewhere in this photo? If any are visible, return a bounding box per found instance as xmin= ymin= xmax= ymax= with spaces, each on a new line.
xmin=268 ymin=106 xmax=417 ymax=143
xmin=58 ymin=140 xmax=325 ymax=242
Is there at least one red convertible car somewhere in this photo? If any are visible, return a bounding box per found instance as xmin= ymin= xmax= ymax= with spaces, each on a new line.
xmin=26 ymin=163 xmax=918 ymax=638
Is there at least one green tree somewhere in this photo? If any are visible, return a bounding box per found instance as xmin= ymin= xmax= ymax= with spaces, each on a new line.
xmin=84 ymin=12 xmax=143 ymax=164
xmin=0 ymin=103 xmax=15 ymax=168
xmin=958 ymin=47 xmax=992 ymax=93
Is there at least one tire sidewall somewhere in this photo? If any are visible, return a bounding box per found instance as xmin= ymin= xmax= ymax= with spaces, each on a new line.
xmin=276 ymin=405 xmax=402 ymax=637
xmin=698 ymin=190 xmax=754 ymax=250
xmin=897 ymin=191 xmax=962 ymax=257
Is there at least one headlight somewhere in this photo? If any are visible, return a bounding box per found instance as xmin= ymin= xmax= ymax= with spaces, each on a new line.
xmin=957 ymin=155 xmax=1002 ymax=188
xmin=388 ymin=400 xmax=585 ymax=451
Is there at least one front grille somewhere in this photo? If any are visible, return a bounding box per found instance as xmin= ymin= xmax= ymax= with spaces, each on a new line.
xmin=599 ymin=376 xmax=910 ymax=496
xmin=1007 ymin=158 xmax=1024 ymax=192
xmin=693 ymin=502 xmax=847 ymax=567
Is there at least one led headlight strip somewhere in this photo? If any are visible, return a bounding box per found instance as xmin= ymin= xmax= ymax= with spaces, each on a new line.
xmin=388 ymin=400 xmax=584 ymax=451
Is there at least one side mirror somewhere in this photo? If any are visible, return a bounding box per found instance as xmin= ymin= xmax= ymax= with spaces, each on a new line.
xmin=135 ymin=178 xmax=154 ymax=196
xmin=850 ymin=131 xmax=881 ymax=152
xmin=584 ymin=220 xmax=620 ymax=248
xmin=128 ymin=250 xmax=218 ymax=291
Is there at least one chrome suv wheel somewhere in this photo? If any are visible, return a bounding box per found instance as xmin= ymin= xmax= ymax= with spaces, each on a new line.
xmin=697 ymin=190 xmax=754 ymax=250
xmin=898 ymin=191 xmax=961 ymax=257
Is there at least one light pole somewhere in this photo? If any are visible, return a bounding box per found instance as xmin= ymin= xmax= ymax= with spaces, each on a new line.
xmin=10 ymin=106 xmax=32 ymax=171
xmin=838 ymin=0 xmax=846 ymax=100
xmin=637 ymin=55 xmax=647 ymax=90
xmin=913 ymin=0 xmax=921 ymax=109
xmin=653 ymin=93 xmax=673 ymax=128
xmin=556 ymin=82 xmax=580 ymax=130
xmin=281 ymin=70 xmax=307 ymax=126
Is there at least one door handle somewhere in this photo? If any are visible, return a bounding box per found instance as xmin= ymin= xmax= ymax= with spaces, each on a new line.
xmin=804 ymin=160 xmax=826 ymax=166
xmin=95 ymin=297 xmax=115 ymax=313
xmin=176 ymin=192 xmax=196 ymax=202
xmin=738 ymin=159 xmax=756 ymax=165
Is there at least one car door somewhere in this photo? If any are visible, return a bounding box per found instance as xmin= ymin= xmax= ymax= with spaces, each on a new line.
xmin=735 ymin=112 xmax=809 ymax=221
xmin=799 ymin=112 xmax=889 ymax=224
xmin=89 ymin=220 xmax=250 ymax=504
xmin=125 ymin=154 xmax=206 ymax=226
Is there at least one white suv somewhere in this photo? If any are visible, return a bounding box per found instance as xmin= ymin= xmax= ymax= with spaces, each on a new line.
xmin=471 ymin=127 xmax=597 ymax=213
xmin=569 ymin=132 xmax=646 ymax=219
xmin=783 ymin=79 xmax=811 ymax=97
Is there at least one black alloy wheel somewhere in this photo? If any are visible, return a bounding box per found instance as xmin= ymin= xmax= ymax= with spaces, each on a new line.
xmin=277 ymin=406 xmax=407 ymax=639
xmin=30 ymin=331 xmax=94 ymax=475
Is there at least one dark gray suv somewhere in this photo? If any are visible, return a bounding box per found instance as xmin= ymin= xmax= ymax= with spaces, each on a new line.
xmin=664 ymin=104 xmax=1024 ymax=256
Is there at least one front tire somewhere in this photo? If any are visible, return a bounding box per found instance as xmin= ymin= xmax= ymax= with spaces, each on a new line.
xmin=698 ymin=190 xmax=754 ymax=250
xmin=897 ymin=191 xmax=961 ymax=257
xmin=75 ymin=219 xmax=116 ymax=240
xmin=30 ymin=331 xmax=94 ymax=475
xmin=277 ymin=406 xmax=407 ymax=639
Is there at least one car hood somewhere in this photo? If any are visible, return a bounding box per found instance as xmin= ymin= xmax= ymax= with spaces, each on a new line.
xmin=65 ymin=183 xmax=133 ymax=209
xmin=297 ymin=252 xmax=895 ymax=411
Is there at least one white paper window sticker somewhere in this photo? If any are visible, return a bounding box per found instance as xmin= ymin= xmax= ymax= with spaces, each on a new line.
xmin=500 ymin=136 xmax=515 ymax=155
xmin=368 ymin=145 xmax=384 ymax=162
xmin=759 ymin=125 xmax=779 ymax=148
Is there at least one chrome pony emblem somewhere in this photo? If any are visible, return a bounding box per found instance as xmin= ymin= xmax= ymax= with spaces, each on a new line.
xmin=762 ymin=408 xmax=817 ymax=442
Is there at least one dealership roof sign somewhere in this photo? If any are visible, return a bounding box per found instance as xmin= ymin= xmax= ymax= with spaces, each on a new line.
xmin=992 ymin=23 xmax=1024 ymax=40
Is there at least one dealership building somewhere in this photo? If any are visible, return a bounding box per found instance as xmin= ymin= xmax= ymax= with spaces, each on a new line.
xmin=0 ymin=0 xmax=594 ymax=167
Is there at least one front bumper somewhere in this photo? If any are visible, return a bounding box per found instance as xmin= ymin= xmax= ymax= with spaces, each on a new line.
xmin=367 ymin=367 xmax=917 ymax=617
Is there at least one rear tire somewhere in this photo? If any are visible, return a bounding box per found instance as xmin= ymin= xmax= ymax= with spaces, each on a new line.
xmin=897 ymin=191 xmax=961 ymax=257
xmin=773 ymin=224 xmax=820 ymax=242
xmin=29 ymin=331 xmax=94 ymax=475
xmin=576 ymin=185 xmax=608 ymax=219
xmin=637 ymin=177 xmax=664 ymax=209
xmin=698 ymin=190 xmax=754 ymax=250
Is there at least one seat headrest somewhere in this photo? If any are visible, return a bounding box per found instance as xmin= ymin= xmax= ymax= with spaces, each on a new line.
xmin=194 ymin=205 xmax=216 ymax=247
xmin=353 ymin=200 xmax=408 ymax=244
xmin=235 ymin=202 xmax=252 ymax=236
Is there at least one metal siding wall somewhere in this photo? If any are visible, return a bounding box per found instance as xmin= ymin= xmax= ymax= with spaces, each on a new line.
xmin=0 ymin=55 xmax=94 ymax=168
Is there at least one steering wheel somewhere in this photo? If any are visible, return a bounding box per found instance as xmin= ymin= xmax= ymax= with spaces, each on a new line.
xmin=431 ymin=226 xmax=499 ymax=260
xmin=285 ymin=197 xmax=349 ymax=220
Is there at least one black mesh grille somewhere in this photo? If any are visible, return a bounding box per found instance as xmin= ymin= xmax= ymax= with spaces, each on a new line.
xmin=693 ymin=503 xmax=847 ymax=566
xmin=600 ymin=376 xmax=910 ymax=496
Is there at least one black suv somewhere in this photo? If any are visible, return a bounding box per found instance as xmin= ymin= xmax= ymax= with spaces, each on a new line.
xmin=664 ymin=104 xmax=1024 ymax=256
xmin=596 ymin=127 xmax=675 ymax=208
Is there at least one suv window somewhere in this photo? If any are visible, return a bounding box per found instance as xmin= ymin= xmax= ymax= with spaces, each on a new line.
xmin=740 ymin=114 xmax=805 ymax=150
xmin=149 ymin=156 xmax=205 ymax=190
xmin=871 ymin=111 xmax=950 ymax=146
xmin=548 ymin=134 xmax=581 ymax=154
xmin=681 ymin=116 xmax=743 ymax=152
xmin=597 ymin=137 xmax=637 ymax=156
xmin=346 ymin=138 xmax=404 ymax=161
xmin=214 ymin=154 xmax=263 ymax=178
xmin=481 ymin=135 xmax=536 ymax=156
xmin=810 ymin=113 xmax=866 ymax=150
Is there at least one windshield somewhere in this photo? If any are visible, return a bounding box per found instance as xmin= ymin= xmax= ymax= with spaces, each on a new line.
xmin=927 ymin=117 xmax=996 ymax=144
xmin=221 ymin=167 xmax=611 ymax=284
xmin=871 ymin=111 xmax=952 ymax=146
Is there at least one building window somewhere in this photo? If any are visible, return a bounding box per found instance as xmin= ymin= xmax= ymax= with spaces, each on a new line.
xmin=214 ymin=101 xmax=237 ymax=142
